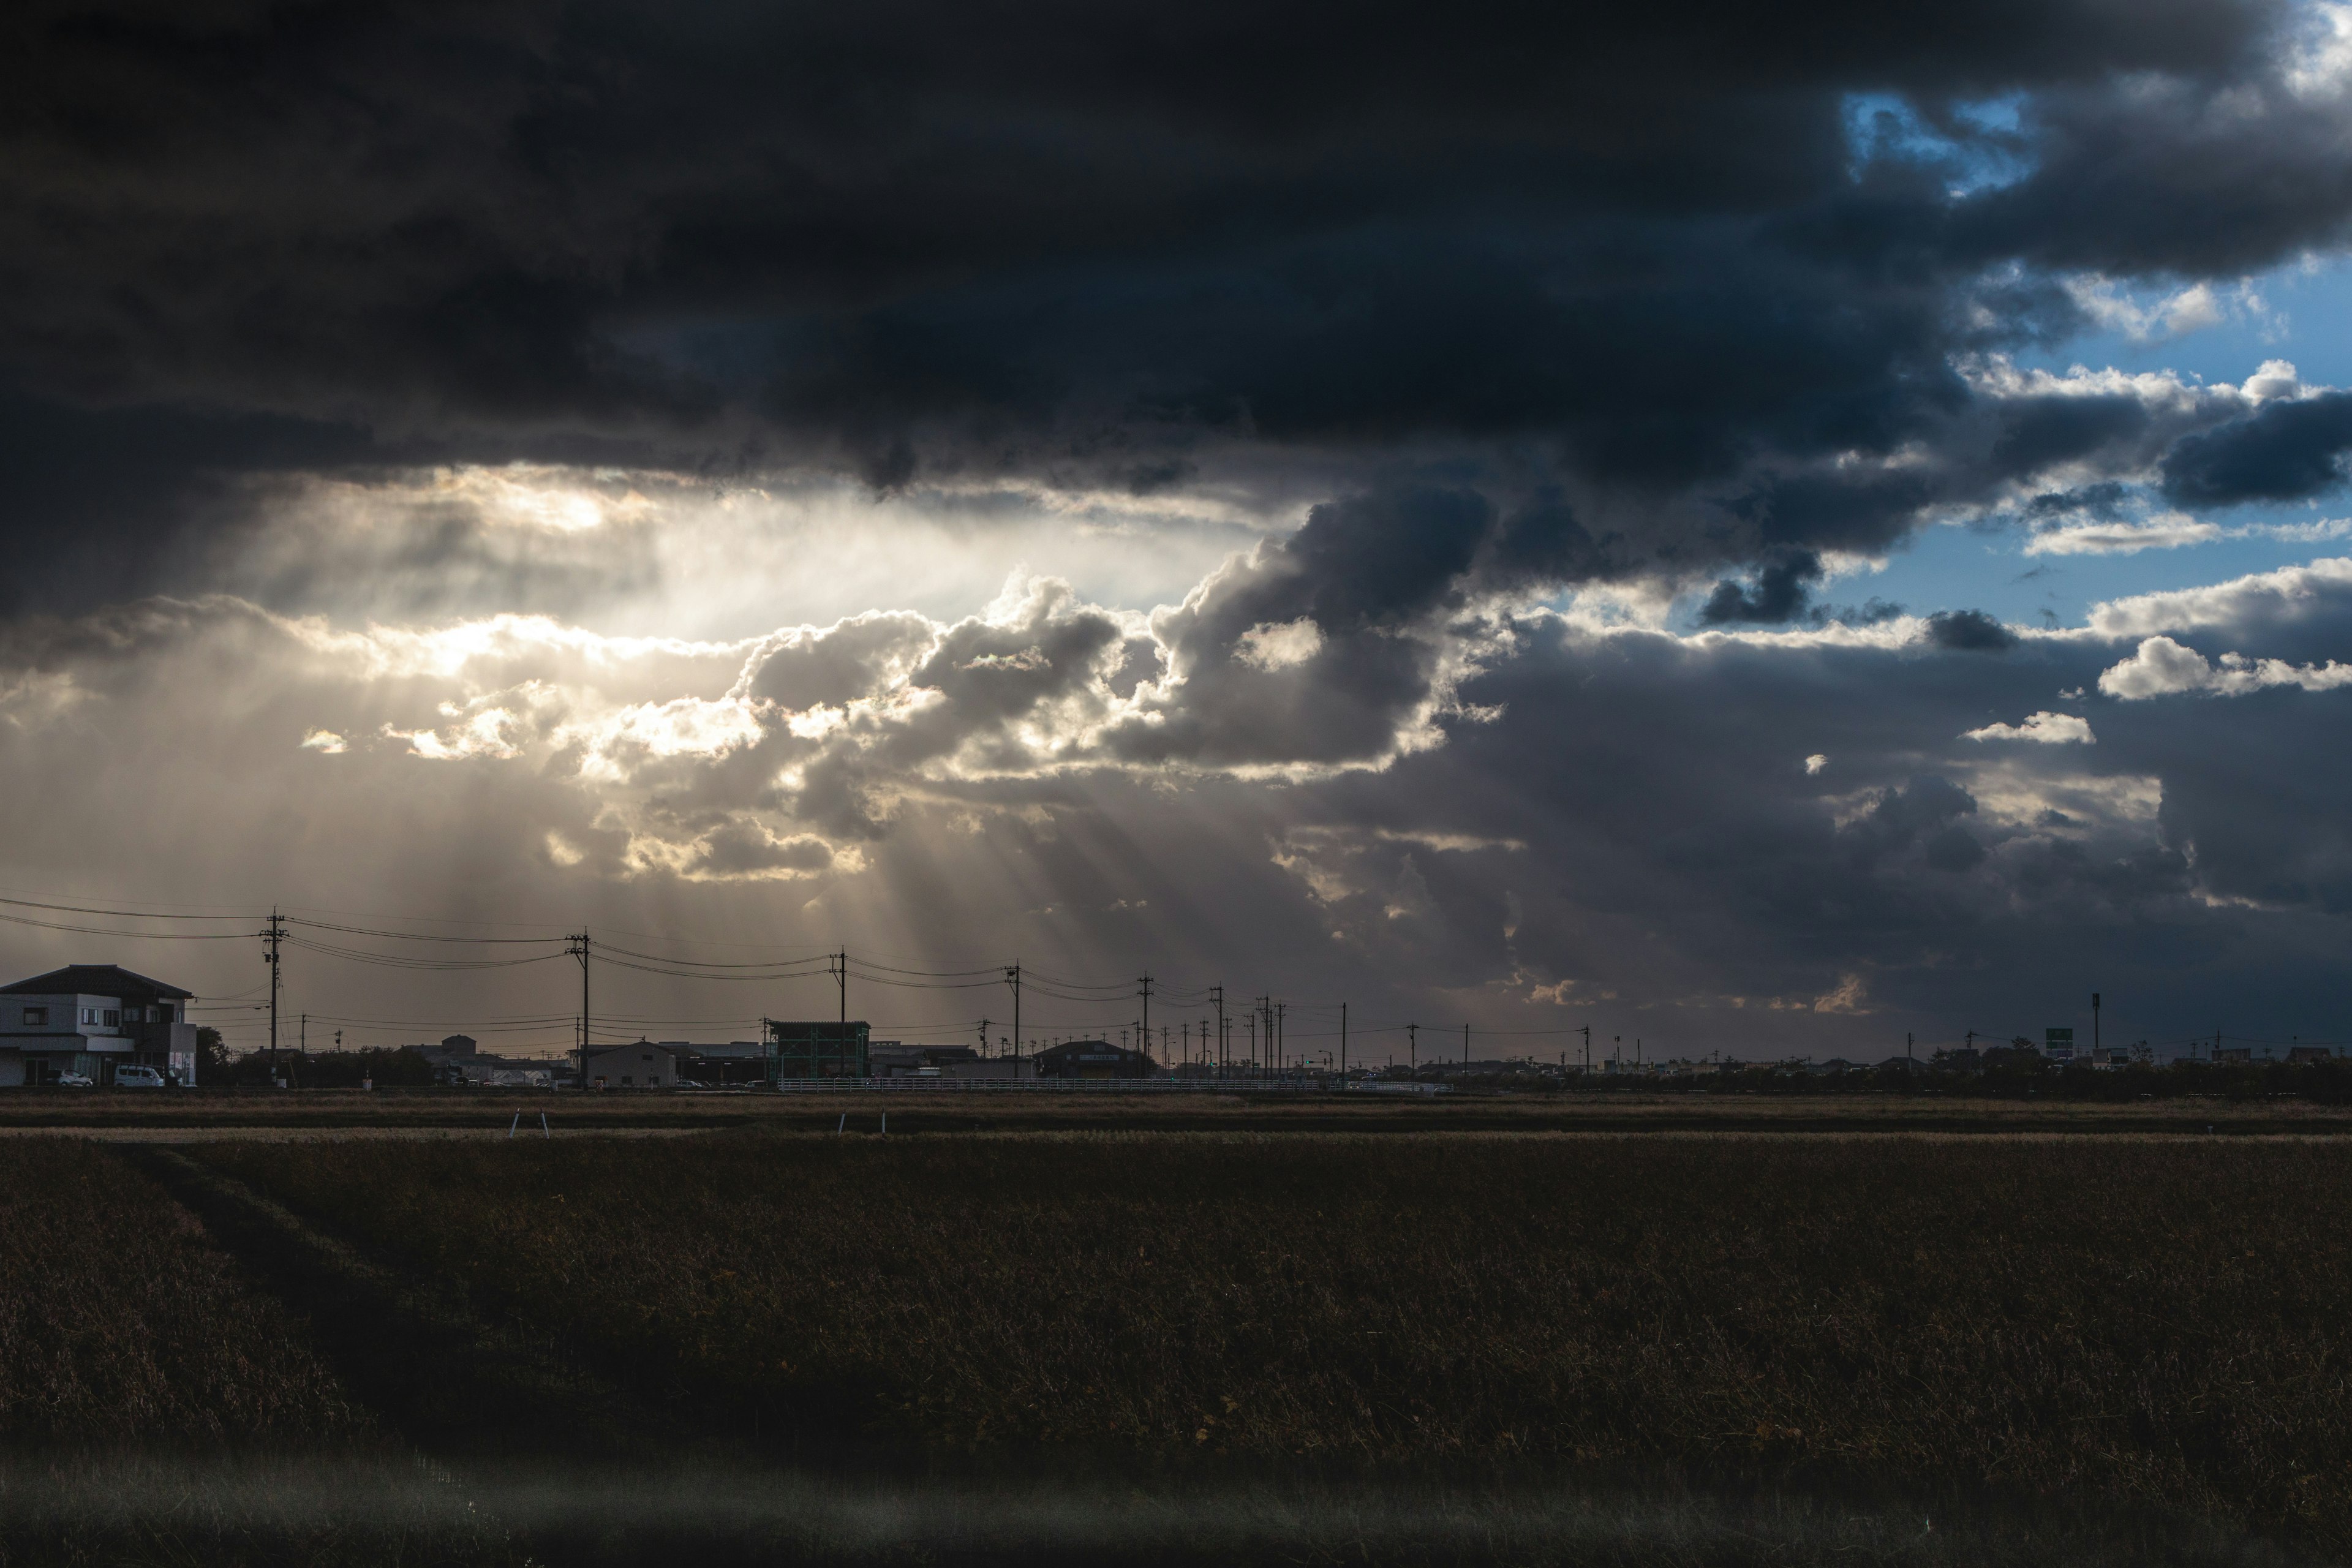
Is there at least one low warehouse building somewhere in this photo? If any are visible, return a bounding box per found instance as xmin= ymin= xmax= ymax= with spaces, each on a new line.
xmin=1034 ymin=1039 xmax=1154 ymax=1080
xmin=584 ymin=1040 xmax=688 ymax=1088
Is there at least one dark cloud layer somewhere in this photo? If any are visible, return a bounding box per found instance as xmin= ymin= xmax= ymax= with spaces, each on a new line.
xmin=2163 ymin=391 xmax=2352 ymax=507
xmin=4 ymin=0 xmax=2343 ymax=611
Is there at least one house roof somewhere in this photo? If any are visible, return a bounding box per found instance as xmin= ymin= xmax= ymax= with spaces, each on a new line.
xmin=1036 ymin=1039 xmax=1139 ymax=1058
xmin=587 ymin=1039 xmax=693 ymax=1057
xmin=0 ymin=965 xmax=193 ymax=1001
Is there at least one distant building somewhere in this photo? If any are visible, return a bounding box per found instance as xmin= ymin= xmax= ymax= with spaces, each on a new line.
xmin=584 ymin=1040 xmax=688 ymax=1089
xmin=0 ymin=965 xmax=198 ymax=1085
xmin=2213 ymin=1046 xmax=2254 ymax=1064
xmin=406 ymin=1039 xmax=559 ymax=1086
xmin=942 ymin=1055 xmax=1036 ymax=1080
xmin=1034 ymin=1039 xmax=1153 ymax=1080
xmin=2045 ymin=1027 xmax=2075 ymax=1065
xmin=870 ymin=1044 xmax=979 ymax=1077
xmin=766 ymin=1019 xmax=869 ymax=1080
xmin=667 ymin=1041 xmax=766 ymax=1086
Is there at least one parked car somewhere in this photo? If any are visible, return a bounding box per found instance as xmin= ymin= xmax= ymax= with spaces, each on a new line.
xmin=113 ymin=1065 xmax=167 ymax=1090
xmin=55 ymin=1071 xmax=93 ymax=1088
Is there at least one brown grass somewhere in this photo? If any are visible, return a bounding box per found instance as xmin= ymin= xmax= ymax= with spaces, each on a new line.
xmin=0 ymin=1142 xmax=361 ymax=1444
xmin=203 ymin=1131 xmax=2352 ymax=1544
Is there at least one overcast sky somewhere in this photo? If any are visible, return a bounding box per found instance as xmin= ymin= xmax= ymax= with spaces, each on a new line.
xmin=6 ymin=0 xmax=2352 ymax=1062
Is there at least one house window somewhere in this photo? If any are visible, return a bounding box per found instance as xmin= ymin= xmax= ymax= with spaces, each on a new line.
xmin=102 ymin=1009 xmax=119 ymax=1028
xmin=21 ymin=1008 xmax=44 ymax=1026
xmin=81 ymin=1008 xmax=96 ymax=1025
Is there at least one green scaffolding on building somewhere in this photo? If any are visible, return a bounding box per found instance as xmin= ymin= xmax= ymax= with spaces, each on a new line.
xmin=765 ymin=1019 xmax=870 ymax=1080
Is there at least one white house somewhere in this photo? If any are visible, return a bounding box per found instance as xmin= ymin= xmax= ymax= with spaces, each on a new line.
xmin=0 ymin=965 xmax=199 ymax=1085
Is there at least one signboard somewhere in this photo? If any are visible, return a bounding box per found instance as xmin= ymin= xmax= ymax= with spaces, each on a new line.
xmin=2045 ymin=1027 xmax=2074 ymax=1061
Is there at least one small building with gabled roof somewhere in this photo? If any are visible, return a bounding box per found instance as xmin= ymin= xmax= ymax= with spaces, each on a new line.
xmin=0 ymin=965 xmax=199 ymax=1085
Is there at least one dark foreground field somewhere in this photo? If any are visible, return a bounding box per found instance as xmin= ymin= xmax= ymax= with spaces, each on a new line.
xmin=194 ymin=1132 xmax=2352 ymax=1551
xmin=1 ymin=1127 xmax=2346 ymax=1566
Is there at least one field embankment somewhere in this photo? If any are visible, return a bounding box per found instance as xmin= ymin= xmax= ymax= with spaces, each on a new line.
xmin=200 ymin=1131 xmax=2352 ymax=1548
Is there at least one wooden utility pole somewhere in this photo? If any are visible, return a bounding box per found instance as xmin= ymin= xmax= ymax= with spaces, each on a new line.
xmin=1003 ymin=964 xmax=1021 ymax=1060
xmin=262 ymin=908 xmax=285 ymax=1074
xmin=567 ymin=932 xmax=591 ymax=1088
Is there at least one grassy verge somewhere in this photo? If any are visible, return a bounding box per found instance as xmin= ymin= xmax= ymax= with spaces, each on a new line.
xmin=198 ymin=1131 xmax=2352 ymax=1547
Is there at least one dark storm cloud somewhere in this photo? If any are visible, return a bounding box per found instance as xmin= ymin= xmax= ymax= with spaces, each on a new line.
xmin=0 ymin=0 xmax=2334 ymax=602
xmin=1698 ymin=551 xmax=1825 ymax=625
xmin=2160 ymin=391 xmax=2352 ymax=507
xmin=1924 ymin=609 xmax=2020 ymax=650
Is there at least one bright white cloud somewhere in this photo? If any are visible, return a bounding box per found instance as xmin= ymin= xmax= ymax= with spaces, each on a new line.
xmin=2032 ymin=515 xmax=2352 ymax=557
xmin=2064 ymin=276 xmax=2245 ymax=344
xmin=1804 ymin=753 xmax=1830 ymax=775
xmin=1963 ymin=710 xmax=2097 ymax=744
xmin=2097 ymin=636 xmax=2352 ymax=699
xmin=2286 ymin=1 xmax=2352 ymax=97
xmin=2085 ymin=557 xmax=2352 ymax=639
xmin=1233 ymin=618 xmax=1324 ymax=671
xmin=2026 ymin=513 xmax=2222 ymax=556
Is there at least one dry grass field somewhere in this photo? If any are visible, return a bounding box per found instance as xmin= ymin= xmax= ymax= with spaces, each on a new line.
xmin=0 ymin=1142 xmax=360 ymax=1446
xmin=202 ymin=1129 xmax=2352 ymax=1550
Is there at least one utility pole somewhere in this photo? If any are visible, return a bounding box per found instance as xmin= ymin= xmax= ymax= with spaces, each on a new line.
xmin=566 ymin=932 xmax=591 ymax=1088
xmin=831 ymin=951 xmax=847 ymax=1023
xmin=1137 ymin=974 xmax=1153 ymax=1063
xmin=1581 ymin=1024 xmax=1591 ymax=1076
xmin=1340 ymin=1001 xmax=1348 ymax=1089
xmin=1212 ymin=987 xmax=1225 ymax=1079
xmin=1275 ymin=1001 xmax=1285 ymax=1074
xmin=1408 ymin=1022 xmax=1417 ymax=1071
xmin=262 ymin=908 xmax=285 ymax=1075
xmin=1463 ymin=1022 xmax=1469 ymax=1066
xmin=1003 ymin=964 xmax=1021 ymax=1060
xmin=978 ymin=1016 xmax=990 ymax=1052
xmin=1246 ymin=1014 xmax=1257 ymax=1075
